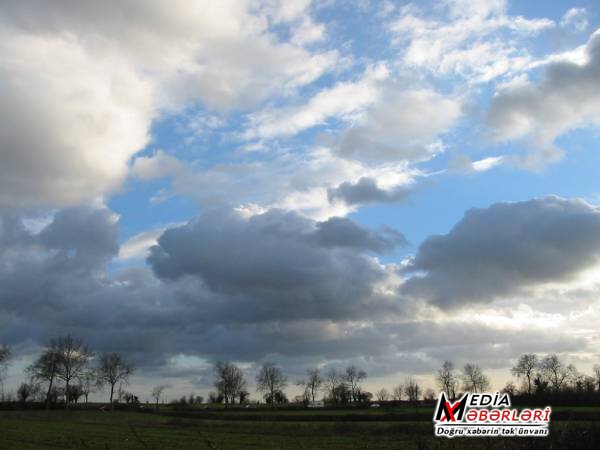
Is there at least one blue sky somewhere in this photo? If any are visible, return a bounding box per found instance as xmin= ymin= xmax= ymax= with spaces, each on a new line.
xmin=2 ymin=0 xmax=600 ymax=399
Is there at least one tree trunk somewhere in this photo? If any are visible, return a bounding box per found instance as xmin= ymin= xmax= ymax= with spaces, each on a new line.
xmin=110 ymin=383 xmax=115 ymax=409
xmin=45 ymin=377 xmax=54 ymax=409
xmin=65 ymin=379 xmax=70 ymax=409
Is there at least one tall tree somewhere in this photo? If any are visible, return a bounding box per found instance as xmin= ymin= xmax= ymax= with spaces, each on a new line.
xmin=151 ymin=385 xmax=166 ymax=407
xmin=54 ymin=335 xmax=93 ymax=408
xmin=511 ymin=353 xmax=539 ymax=395
xmin=391 ymin=384 xmax=403 ymax=401
xmin=344 ymin=365 xmax=367 ymax=403
xmin=214 ymin=361 xmax=246 ymax=405
xmin=256 ymin=362 xmax=287 ymax=407
xmin=79 ymin=370 xmax=96 ymax=403
xmin=436 ymin=361 xmax=458 ymax=399
xmin=324 ymin=368 xmax=341 ymax=402
xmin=539 ymin=354 xmax=573 ymax=391
xmin=26 ymin=340 xmax=60 ymax=407
xmin=376 ymin=388 xmax=389 ymax=402
xmin=297 ymin=368 xmax=323 ymax=403
xmin=462 ymin=363 xmax=489 ymax=393
xmin=405 ymin=377 xmax=421 ymax=412
xmin=97 ymin=352 xmax=134 ymax=405
xmin=0 ymin=345 xmax=10 ymax=400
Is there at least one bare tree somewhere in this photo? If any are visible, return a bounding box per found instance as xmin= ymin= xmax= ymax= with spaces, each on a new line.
xmin=324 ymin=368 xmax=341 ymax=401
xmin=26 ymin=340 xmax=61 ymax=407
xmin=151 ymin=385 xmax=166 ymax=407
xmin=79 ymin=370 xmax=96 ymax=403
xmin=214 ymin=361 xmax=246 ymax=405
xmin=97 ymin=352 xmax=134 ymax=405
xmin=17 ymin=379 xmax=39 ymax=404
xmin=54 ymin=335 xmax=93 ymax=408
xmin=436 ymin=361 xmax=458 ymax=399
xmin=405 ymin=377 xmax=421 ymax=411
xmin=344 ymin=366 xmax=367 ymax=403
xmin=256 ymin=362 xmax=287 ymax=407
xmin=391 ymin=384 xmax=403 ymax=401
xmin=0 ymin=345 xmax=10 ymax=400
xmin=297 ymin=368 xmax=323 ymax=403
xmin=462 ymin=363 xmax=489 ymax=393
xmin=539 ymin=354 xmax=573 ymax=391
xmin=375 ymin=388 xmax=389 ymax=402
xmin=511 ymin=353 xmax=538 ymax=395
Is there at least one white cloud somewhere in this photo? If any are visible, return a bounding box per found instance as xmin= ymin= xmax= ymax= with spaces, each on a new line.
xmin=471 ymin=156 xmax=504 ymax=172
xmin=131 ymin=150 xmax=186 ymax=181
xmin=487 ymin=29 xmax=600 ymax=169
xmin=0 ymin=32 xmax=154 ymax=207
xmin=450 ymin=155 xmax=504 ymax=173
xmin=389 ymin=0 xmax=554 ymax=82
xmin=336 ymin=88 xmax=462 ymax=163
xmin=132 ymin=146 xmax=419 ymax=220
xmin=118 ymin=228 xmax=171 ymax=261
xmin=560 ymin=7 xmax=588 ymax=32
xmin=0 ymin=0 xmax=336 ymax=208
xmin=245 ymin=64 xmax=389 ymax=140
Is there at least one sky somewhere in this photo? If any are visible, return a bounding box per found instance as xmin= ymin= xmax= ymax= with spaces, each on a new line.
xmin=1 ymin=0 xmax=600 ymax=401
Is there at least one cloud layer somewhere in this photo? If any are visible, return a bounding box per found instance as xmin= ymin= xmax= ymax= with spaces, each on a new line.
xmin=403 ymin=197 xmax=600 ymax=308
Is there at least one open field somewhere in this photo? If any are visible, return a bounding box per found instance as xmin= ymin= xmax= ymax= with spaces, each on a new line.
xmin=1 ymin=407 xmax=600 ymax=449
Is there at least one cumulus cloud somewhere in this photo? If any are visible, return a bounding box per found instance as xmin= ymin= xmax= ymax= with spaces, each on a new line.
xmin=0 ymin=32 xmax=153 ymax=207
xmin=0 ymin=206 xmax=408 ymax=365
xmin=487 ymin=29 xmax=600 ymax=168
xmin=0 ymin=0 xmax=336 ymax=208
xmin=148 ymin=209 xmax=404 ymax=322
xmin=402 ymin=197 xmax=600 ymax=308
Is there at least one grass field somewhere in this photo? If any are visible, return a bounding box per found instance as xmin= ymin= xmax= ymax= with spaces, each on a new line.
xmin=1 ymin=406 xmax=599 ymax=449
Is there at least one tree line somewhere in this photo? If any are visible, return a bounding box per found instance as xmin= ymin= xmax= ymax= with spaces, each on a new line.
xmin=2 ymin=337 xmax=600 ymax=408
xmin=0 ymin=336 xmax=133 ymax=407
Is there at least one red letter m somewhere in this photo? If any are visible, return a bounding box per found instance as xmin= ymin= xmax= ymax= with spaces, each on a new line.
xmin=434 ymin=393 xmax=468 ymax=422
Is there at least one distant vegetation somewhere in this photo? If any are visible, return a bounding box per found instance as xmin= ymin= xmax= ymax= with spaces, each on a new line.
xmin=1 ymin=336 xmax=600 ymax=409
xmin=2 ymin=338 xmax=600 ymax=449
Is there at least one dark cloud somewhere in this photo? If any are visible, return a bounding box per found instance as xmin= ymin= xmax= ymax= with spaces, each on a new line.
xmin=314 ymin=216 xmax=407 ymax=252
xmin=328 ymin=177 xmax=412 ymax=205
xmin=148 ymin=209 xmax=403 ymax=323
xmin=39 ymin=206 xmax=119 ymax=267
xmin=0 ymin=207 xmax=407 ymax=368
xmin=402 ymin=196 xmax=600 ymax=307
xmin=0 ymin=201 xmax=595 ymax=391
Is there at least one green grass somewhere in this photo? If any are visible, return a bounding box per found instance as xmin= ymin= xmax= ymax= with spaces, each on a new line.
xmin=0 ymin=407 xmax=599 ymax=449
